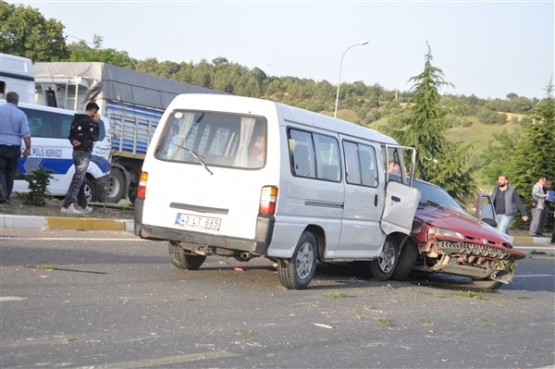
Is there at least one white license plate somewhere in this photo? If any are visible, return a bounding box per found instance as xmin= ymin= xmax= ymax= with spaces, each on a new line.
xmin=175 ymin=213 xmax=221 ymax=231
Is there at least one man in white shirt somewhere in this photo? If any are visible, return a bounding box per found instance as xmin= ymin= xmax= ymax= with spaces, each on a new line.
xmin=0 ymin=92 xmax=31 ymax=204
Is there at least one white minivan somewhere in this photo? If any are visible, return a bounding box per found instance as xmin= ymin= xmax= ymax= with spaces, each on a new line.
xmin=134 ymin=94 xmax=420 ymax=289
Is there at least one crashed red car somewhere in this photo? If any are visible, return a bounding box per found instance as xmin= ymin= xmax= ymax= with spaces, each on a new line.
xmin=394 ymin=179 xmax=525 ymax=289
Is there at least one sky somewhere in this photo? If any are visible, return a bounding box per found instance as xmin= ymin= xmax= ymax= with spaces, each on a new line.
xmin=10 ymin=0 xmax=555 ymax=99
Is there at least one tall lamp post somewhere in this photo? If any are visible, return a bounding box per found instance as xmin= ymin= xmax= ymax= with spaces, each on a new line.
xmin=334 ymin=41 xmax=368 ymax=118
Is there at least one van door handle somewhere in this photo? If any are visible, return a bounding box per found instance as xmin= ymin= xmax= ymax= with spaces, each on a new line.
xmin=374 ymin=194 xmax=378 ymax=207
xmin=391 ymin=196 xmax=401 ymax=202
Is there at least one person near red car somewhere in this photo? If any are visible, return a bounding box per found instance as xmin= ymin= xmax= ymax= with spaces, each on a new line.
xmin=491 ymin=174 xmax=528 ymax=235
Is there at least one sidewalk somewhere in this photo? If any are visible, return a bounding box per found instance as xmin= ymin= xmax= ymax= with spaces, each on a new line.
xmin=1 ymin=213 xmax=553 ymax=246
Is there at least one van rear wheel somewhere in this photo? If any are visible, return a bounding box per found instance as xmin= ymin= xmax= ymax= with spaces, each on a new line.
xmin=278 ymin=231 xmax=318 ymax=290
xmin=370 ymin=237 xmax=399 ymax=281
xmin=169 ymin=242 xmax=206 ymax=270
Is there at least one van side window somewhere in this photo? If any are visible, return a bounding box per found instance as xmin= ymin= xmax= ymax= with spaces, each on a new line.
xmin=288 ymin=128 xmax=340 ymax=182
xmin=20 ymin=107 xmax=105 ymax=141
xmin=343 ymin=141 xmax=378 ymax=188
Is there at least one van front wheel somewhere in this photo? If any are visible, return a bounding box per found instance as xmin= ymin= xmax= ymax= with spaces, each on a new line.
xmin=278 ymin=231 xmax=318 ymax=290
xmin=169 ymin=242 xmax=206 ymax=270
xmin=370 ymin=237 xmax=399 ymax=281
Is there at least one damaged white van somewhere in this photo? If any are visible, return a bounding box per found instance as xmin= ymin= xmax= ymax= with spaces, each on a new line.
xmin=134 ymin=94 xmax=420 ymax=289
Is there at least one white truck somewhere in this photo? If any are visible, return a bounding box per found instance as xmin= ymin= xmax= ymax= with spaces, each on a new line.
xmin=0 ymin=53 xmax=35 ymax=103
xmin=33 ymin=62 xmax=223 ymax=202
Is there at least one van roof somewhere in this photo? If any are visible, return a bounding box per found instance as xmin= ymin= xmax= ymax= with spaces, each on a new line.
xmin=168 ymin=93 xmax=398 ymax=145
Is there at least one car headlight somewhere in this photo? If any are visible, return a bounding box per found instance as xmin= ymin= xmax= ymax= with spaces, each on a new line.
xmin=429 ymin=227 xmax=465 ymax=240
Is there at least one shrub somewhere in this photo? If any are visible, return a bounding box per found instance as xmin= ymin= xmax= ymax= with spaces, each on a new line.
xmin=22 ymin=168 xmax=53 ymax=206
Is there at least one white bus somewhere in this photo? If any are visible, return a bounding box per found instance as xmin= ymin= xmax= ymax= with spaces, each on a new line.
xmin=134 ymin=94 xmax=420 ymax=289
xmin=8 ymin=102 xmax=112 ymax=201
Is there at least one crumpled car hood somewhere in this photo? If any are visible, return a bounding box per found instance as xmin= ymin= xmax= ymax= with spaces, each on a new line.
xmin=415 ymin=205 xmax=512 ymax=245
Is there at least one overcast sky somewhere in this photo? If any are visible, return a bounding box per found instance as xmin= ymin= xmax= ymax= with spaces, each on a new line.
xmin=12 ymin=0 xmax=555 ymax=99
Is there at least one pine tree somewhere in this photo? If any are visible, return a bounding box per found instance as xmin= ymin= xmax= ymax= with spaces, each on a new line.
xmin=397 ymin=43 xmax=476 ymax=201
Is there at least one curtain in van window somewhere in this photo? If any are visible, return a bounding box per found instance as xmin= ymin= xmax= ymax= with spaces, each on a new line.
xmin=169 ymin=113 xmax=195 ymax=160
xmin=233 ymin=116 xmax=256 ymax=167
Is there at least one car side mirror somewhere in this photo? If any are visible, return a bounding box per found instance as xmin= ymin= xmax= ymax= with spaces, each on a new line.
xmin=476 ymin=192 xmax=497 ymax=227
xmin=482 ymin=218 xmax=497 ymax=228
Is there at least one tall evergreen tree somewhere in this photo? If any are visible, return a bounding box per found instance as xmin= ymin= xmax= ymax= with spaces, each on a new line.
xmin=394 ymin=43 xmax=476 ymax=201
xmin=509 ymin=79 xmax=555 ymax=196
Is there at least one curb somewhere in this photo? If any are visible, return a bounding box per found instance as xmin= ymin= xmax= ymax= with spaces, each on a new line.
xmin=0 ymin=214 xmax=134 ymax=232
xmin=512 ymin=235 xmax=553 ymax=245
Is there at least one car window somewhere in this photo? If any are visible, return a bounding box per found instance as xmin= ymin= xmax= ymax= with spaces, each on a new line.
xmin=413 ymin=180 xmax=464 ymax=212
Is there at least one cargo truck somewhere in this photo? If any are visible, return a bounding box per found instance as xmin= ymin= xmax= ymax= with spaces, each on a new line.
xmin=34 ymin=62 xmax=223 ymax=202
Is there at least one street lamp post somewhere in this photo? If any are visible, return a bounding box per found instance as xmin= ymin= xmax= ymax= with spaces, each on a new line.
xmin=334 ymin=41 xmax=368 ymax=118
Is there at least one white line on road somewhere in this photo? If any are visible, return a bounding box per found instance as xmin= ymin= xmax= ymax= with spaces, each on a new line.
xmin=0 ymin=296 xmax=27 ymax=302
xmin=515 ymin=246 xmax=555 ymax=250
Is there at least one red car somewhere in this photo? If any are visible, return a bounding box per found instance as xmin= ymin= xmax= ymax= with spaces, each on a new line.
xmin=393 ymin=179 xmax=525 ymax=289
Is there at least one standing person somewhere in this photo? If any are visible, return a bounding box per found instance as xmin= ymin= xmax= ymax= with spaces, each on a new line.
xmin=61 ymin=102 xmax=100 ymax=214
xmin=0 ymin=92 xmax=31 ymax=204
xmin=529 ymin=176 xmax=548 ymax=236
xmin=540 ymin=179 xmax=552 ymax=236
xmin=492 ymin=174 xmax=528 ymax=235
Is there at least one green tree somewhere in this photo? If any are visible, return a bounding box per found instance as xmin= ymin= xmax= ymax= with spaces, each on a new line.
xmin=478 ymin=129 xmax=522 ymax=186
xmin=68 ymin=35 xmax=133 ymax=67
xmin=0 ymin=3 xmax=68 ymax=61
xmin=393 ymin=43 xmax=476 ymax=201
xmin=509 ymin=79 xmax=555 ymax=195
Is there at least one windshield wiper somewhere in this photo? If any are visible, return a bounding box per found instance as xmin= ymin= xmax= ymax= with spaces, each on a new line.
xmin=172 ymin=143 xmax=213 ymax=175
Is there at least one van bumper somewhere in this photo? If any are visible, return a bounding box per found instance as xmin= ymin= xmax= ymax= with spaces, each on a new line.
xmin=134 ymin=199 xmax=274 ymax=256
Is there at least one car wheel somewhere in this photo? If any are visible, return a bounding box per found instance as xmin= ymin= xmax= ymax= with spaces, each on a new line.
xmin=393 ymin=239 xmax=418 ymax=281
xmin=470 ymin=279 xmax=503 ymax=290
xmin=278 ymin=231 xmax=318 ymax=290
xmin=105 ymin=169 xmax=126 ymax=203
xmin=370 ymin=237 xmax=399 ymax=281
xmin=168 ymin=241 xmax=206 ymax=270
xmin=83 ymin=177 xmax=97 ymax=203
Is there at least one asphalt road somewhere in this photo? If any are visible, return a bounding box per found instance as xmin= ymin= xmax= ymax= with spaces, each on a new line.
xmin=1 ymin=229 xmax=554 ymax=369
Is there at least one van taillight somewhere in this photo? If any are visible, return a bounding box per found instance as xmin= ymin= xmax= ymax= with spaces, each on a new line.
xmin=137 ymin=171 xmax=148 ymax=199
xmin=259 ymin=186 xmax=278 ymax=215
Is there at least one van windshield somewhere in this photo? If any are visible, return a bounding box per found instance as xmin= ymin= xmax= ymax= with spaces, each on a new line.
xmin=155 ymin=110 xmax=267 ymax=169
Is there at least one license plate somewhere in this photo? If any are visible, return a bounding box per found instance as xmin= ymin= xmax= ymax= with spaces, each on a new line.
xmin=175 ymin=213 xmax=221 ymax=231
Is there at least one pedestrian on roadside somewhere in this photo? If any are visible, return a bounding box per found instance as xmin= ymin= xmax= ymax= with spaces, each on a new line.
xmin=61 ymin=102 xmax=100 ymax=214
xmin=529 ymin=176 xmax=548 ymax=236
xmin=540 ymin=179 xmax=552 ymax=236
xmin=492 ymin=174 xmax=528 ymax=235
xmin=0 ymin=92 xmax=31 ymax=204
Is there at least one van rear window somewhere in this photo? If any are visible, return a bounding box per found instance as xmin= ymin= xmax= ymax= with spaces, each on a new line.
xmin=155 ymin=111 xmax=267 ymax=169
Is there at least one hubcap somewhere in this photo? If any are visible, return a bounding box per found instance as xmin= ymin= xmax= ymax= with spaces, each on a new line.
xmin=378 ymin=241 xmax=396 ymax=273
xmin=295 ymin=242 xmax=314 ymax=279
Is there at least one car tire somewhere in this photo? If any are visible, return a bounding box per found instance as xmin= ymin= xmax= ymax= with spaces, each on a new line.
xmin=370 ymin=237 xmax=399 ymax=281
xmin=393 ymin=239 xmax=418 ymax=281
xmin=168 ymin=241 xmax=206 ymax=270
xmin=278 ymin=231 xmax=318 ymax=290
xmin=83 ymin=177 xmax=97 ymax=203
xmin=470 ymin=279 xmax=503 ymax=290
xmin=105 ymin=169 xmax=126 ymax=203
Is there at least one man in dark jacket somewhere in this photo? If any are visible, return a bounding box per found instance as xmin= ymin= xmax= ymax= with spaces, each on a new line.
xmin=61 ymin=102 xmax=100 ymax=214
xmin=492 ymin=174 xmax=528 ymax=234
